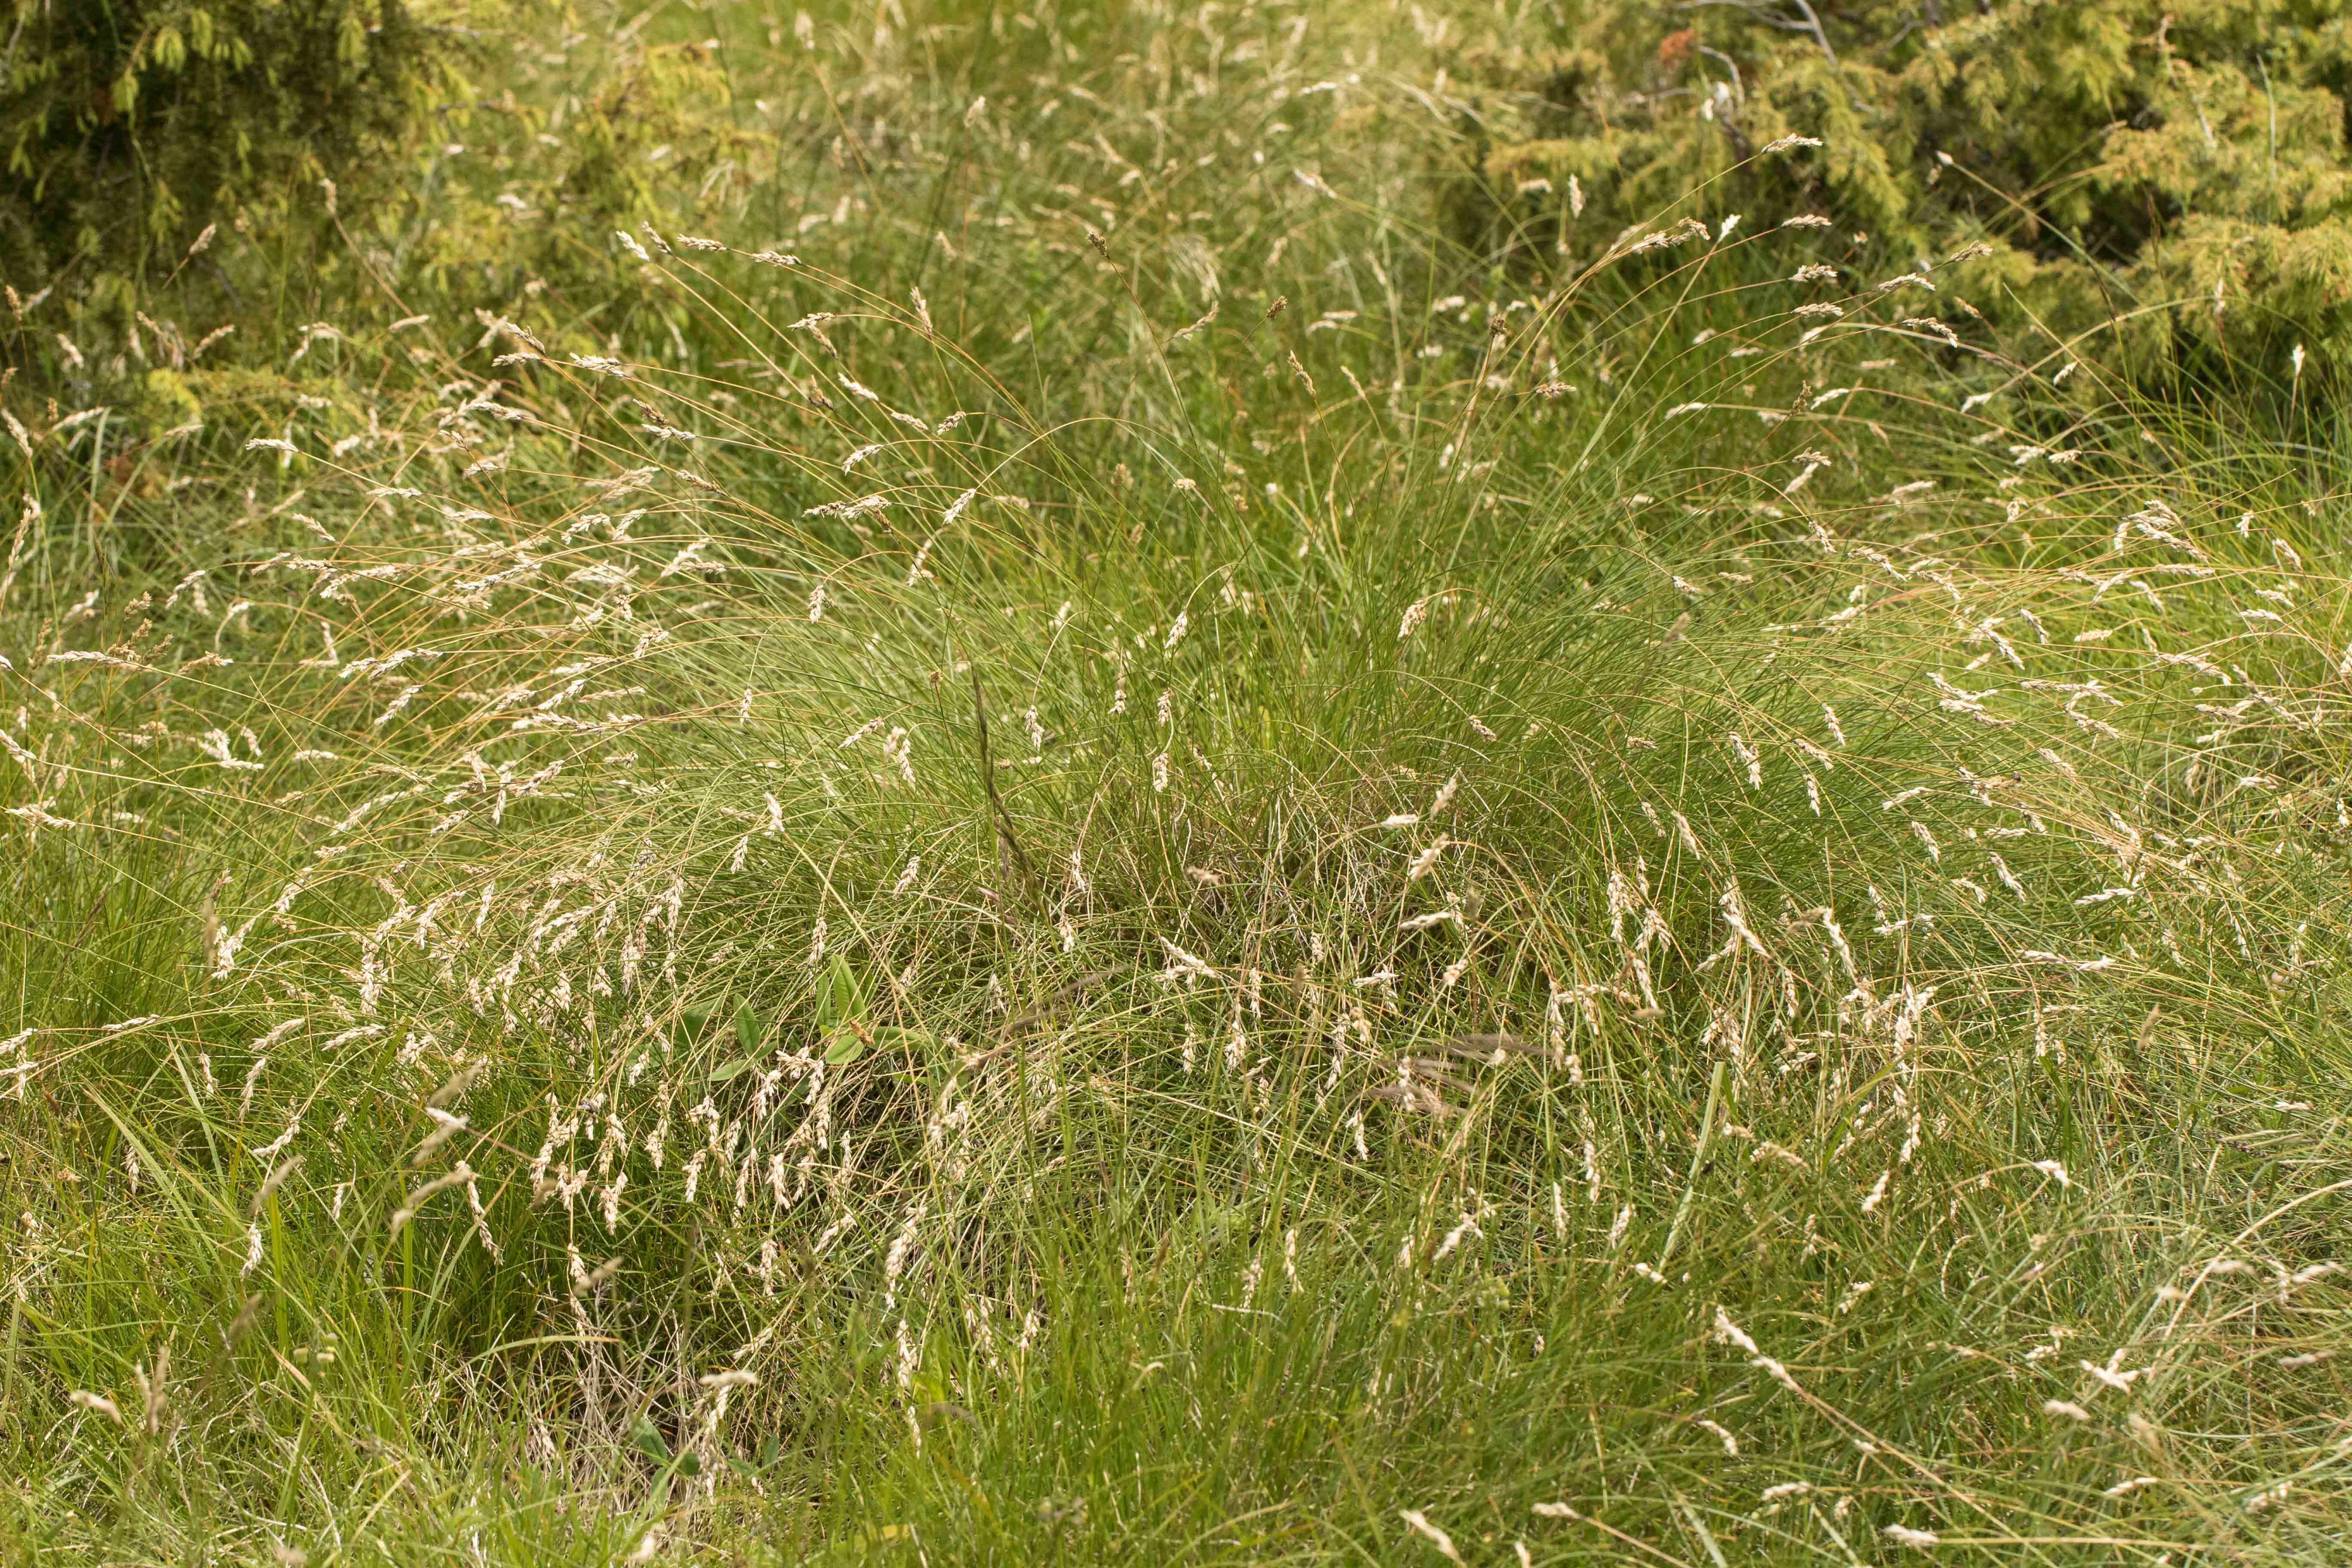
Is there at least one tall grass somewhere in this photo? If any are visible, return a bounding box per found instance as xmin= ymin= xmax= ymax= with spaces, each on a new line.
xmin=3 ymin=2 xmax=2349 ymax=1564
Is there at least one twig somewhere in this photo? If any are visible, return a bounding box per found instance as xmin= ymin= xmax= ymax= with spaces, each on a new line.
xmin=1677 ymin=1 xmax=1838 ymax=66
xmin=998 ymin=968 xmax=1121 ymax=1041
xmin=972 ymin=669 xmax=1043 ymax=906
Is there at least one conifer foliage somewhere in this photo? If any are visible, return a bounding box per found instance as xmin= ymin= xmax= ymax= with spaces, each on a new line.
xmin=0 ymin=0 xmax=450 ymax=287
xmin=1451 ymin=1 xmax=2352 ymax=383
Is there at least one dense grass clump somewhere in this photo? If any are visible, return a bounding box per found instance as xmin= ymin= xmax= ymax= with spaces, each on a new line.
xmin=3 ymin=2 xmax=2350 ymax=1565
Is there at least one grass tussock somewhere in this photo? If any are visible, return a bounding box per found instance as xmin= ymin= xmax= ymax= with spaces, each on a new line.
xmin=3 ymin=2 xmax=2350 ymax=1565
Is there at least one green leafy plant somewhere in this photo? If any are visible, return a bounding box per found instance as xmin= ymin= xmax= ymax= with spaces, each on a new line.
xmin=814 ymin=952 xmax=871 ymax=1064
xmin=1446 ymin=0 xmax=2352 ymax=391
xmin=0 ymin=0 xmax=465 ymax=290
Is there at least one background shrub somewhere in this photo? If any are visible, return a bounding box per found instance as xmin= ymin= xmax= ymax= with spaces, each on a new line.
xmin=1446 ymin=0 xmax=2352 ymax=392
xmin=0 ymin=0 xmax=456 ymax=290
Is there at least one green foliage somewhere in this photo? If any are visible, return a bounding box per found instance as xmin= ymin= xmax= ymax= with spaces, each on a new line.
xmin=0 ymin=0 xmax=456 ymax=287
xmin=1449 ymin=0 xmax=2352 ymax=387
xmin=393 ymin=23 xmax=769 ymax=308
xmin=0 ymin=2 xmax=845 ymax=411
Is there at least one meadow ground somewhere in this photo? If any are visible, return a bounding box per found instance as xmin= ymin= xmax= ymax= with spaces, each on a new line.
xmin=3 ymin=2 xmax=2350 ymax=1563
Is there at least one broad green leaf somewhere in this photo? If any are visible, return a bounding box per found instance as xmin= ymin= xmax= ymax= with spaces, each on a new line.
xmin=817 ymin=953 xmax=870 ymax=1029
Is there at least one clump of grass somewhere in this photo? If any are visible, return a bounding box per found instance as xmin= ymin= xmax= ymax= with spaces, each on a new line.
xmin=4 ymin=2 xmax=2351 ymax=1565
